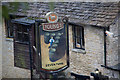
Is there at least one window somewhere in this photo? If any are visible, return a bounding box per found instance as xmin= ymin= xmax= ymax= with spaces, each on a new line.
xmin=5 ymin=15 xmax=26 ymax=38
xmin=73 ymin=26 xmax=85 ymax=50
xmin=5 ymin=19 xmax=14 ymax=38
xmin=16 ymin=25 xmax=29 ymax=44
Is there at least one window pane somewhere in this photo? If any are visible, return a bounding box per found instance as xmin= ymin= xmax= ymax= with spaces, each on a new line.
xmin=76 ymin=27 xmax=80 ymax=37
xmin=17 ymin=26 xmax=22 ymax=32
xmin=74 ymin=26 xmax=84 ymax=49
xmin=16 ymin=26 xmax=29 ymax=43
xmin=76 ymin=37 xmax=80 ymax=44
xmin=76 ymin=38 xmax=81 ymax=48
xmin=5 ymin=19 xmax=14 ymax=38
xmin=75 ymin=27 xmax=81 ymax=44
xmin=23 ymin=34 xmax=29 ymax=43
xmin=9 ymin=26 xmax=14 ymax=37
xmin=23 ymin=27 xmax=29 ymax=43
xmin=23 ymin=27 xmax=28 ymax=32
xmin=17 ymin=33 xmax=22 ymax=42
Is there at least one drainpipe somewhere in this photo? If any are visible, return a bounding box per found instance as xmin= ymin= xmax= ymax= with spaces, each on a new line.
xmin=28 ymin=27 xmax=33 ymax=80
xmin=104 ymin=27 xmax=107 ymax=66
xmin=101 ymin=27 xmax=108 ymax=68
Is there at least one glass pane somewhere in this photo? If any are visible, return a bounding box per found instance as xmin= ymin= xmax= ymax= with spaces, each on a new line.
xmin=17 ymin=33 xmax=22 ymax=41
xmin=76 ymin=37 xmax=80 ymax=44
xmin=76 ymin=38 xmax=81 ymax=48
xmin=17 ymin=26 xmax=22 ymax=32
xmin=23 ymin=34 xmax=29 ymax=42
xmin=74 ymin=26 xmax=85 ymax=49
xmin=23 ymin=27 xmax=28 ymax=32
xmin=75 ymin=27 xmax=81 ymax=44
xmin=23 ymin=27 xmax=29 ymax=43
xmin=76 ymin=27 xmax=80 ymax=37
xmin=10 ymin=26 xmax=14 ymax=37
xmin=6 ymin=20 xmax=14 ymax=38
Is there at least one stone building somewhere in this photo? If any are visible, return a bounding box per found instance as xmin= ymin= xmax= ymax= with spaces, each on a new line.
xmin=1 ymin=2 xmax=120 ymax=79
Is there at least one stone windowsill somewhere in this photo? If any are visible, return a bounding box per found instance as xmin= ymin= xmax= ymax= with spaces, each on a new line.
xmin=6 ymin=38 xmax=13 ymax=42
xmin=72 ymin=48 xmax=86 ymax=54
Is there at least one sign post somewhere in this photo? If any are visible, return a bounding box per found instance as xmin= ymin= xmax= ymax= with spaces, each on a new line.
xmin=35 ymin=12 xmax=69 ymax=78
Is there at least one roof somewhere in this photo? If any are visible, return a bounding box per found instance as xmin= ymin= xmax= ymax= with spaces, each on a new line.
xmin=10 ymin=2 xmax=120 ymax=27
xmin=11 ymin=17 xmax=35 ymax=25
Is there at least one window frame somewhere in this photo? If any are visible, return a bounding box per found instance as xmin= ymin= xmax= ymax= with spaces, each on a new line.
xmin=5 ymin=15 xmax=27 ymax=38
xmin=73 ymin=25 xmax=85 ymax=50
xmin=16 ymin=24 xmax=29 ymax=45
xmin=5 ymin=19 xmax=14 ymax=38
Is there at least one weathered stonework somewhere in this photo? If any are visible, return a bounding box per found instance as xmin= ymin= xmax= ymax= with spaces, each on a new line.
xmin=0 ymin=19 xmax=3 ymax=80
xmin=1 ymin=19 xmax=120 ymax=79
xmin=118 ymin=13 xmax=120 ymax=67
xmin=1 ymin=20 xmax=119 ymax=79
xmin=103 ymin=15 xmax=120 ymax=79
xmin=68 ymin=23 xmax=120 ymax=79
xmin=69 ymin=25 xmax=104 ymax=75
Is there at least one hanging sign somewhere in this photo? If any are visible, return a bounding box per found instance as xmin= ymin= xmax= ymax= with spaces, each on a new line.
xmin=39 ymin=21 xmax=69 ymax=73
xmin=45 ymin=12 xmax=58 ymax=23
xmin=42 ymin=22 xmax=64 ymax=31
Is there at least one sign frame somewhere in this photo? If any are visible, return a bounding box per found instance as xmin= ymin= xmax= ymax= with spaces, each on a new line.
xmin=35 ymin=17 xmax=69 ymax=74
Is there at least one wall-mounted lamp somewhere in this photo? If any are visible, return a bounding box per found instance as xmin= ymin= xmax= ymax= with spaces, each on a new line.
xmin=95 ymin=68 xmax=99 ymax=74
xmin=105 ymin=31 xmax=114 ymax=37
xmin=105 ymin=31 xmax=120 ymax=38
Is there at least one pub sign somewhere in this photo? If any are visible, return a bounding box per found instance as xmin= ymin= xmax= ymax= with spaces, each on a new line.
xmin=38 ymin=12 xmax=69 ymax=73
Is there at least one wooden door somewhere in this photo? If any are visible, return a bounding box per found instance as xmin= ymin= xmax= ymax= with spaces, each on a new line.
xmin=14 ymin=24 xmax=34 ymax=69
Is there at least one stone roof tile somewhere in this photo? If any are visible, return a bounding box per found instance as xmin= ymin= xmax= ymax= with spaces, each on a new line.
xmin=12 ymin=2 xmax=119 ymax=27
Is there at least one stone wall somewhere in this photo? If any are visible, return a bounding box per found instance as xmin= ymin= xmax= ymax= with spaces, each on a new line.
xmin=1 ymin=20 xmax=120 ymax=79
xmin=0 ymin=19 xmax=3 ymax=80
xmin=69 ymin=25 xmax=104 ymax=76
xmin=68 ymin=23 xmax=120 ymax=79
xmin=2 ymin=19 xmax=30 ymax=78
xmin=118 ymin=12 xmax=120 ymax=68
xmin=103 ymin=14 xmax=120 ymax=79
